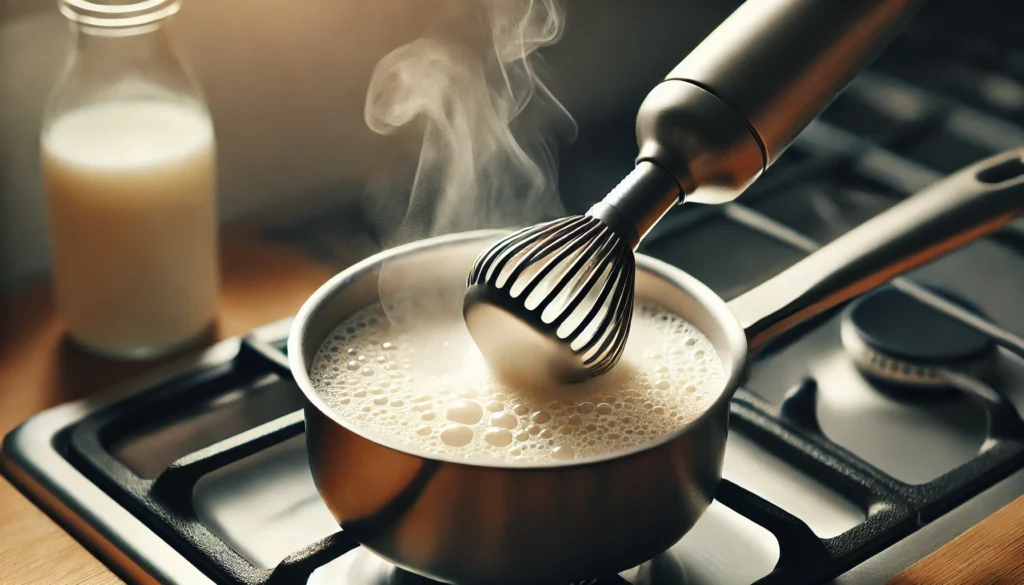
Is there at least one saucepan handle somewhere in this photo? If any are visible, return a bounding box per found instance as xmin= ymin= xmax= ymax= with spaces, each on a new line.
xmin=727 ymin=148 xmax=1024 ymax=352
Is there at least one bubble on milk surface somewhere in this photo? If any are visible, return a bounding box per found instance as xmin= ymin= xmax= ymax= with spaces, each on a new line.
xmin=308 ymin=296 xmax=725 ymax=464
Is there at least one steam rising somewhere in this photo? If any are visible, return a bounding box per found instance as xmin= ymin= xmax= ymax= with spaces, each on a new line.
xmin=363 ymin=0 xmax=576 ymax=245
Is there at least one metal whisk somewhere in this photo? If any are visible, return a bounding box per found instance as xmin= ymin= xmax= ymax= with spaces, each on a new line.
xmin=461 ymin=0 xmax=928 ymax=382
xmin=463 ymin=161 xmax=681 ymax=383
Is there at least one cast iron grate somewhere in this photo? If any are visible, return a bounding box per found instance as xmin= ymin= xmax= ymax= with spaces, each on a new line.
xmin=59 ymin=312 xmax=1024 ymax=585
xmin=49 ymin=2 xmax=1024 ymax=583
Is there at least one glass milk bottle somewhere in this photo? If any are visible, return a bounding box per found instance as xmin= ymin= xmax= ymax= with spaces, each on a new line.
xmin=41 ymin=0 xmax=218 ymax=359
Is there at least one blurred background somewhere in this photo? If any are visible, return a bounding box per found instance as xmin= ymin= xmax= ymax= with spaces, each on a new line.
xmin=4 ymin=0 xmax=1024 ymax=293
xmin=0 ymin=0 xmax=742 ymax=289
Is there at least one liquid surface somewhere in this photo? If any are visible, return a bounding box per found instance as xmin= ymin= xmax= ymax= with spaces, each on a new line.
xmin=310 ymin=298 xmax=726 ymax=464
xmin=42 ymin=101 xmax=218 ymax=353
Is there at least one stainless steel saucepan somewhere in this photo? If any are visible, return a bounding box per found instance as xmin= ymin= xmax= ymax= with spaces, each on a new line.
xmin=286 ymin=149 xmax=1024 ymax=584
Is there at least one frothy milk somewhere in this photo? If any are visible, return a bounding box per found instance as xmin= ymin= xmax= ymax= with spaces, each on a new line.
xmin=42 ymin=101 xmax=218 ymax=354
xmin=310 ymin=296 xmax=726 ymax=464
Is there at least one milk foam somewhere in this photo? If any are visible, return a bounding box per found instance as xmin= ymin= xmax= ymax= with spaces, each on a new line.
xmin=309 ymin=297 xmax=726 ymax=464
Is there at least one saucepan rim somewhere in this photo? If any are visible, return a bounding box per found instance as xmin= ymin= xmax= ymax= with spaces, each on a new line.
xmin=288 ymin=229 xmax=748 ymax=470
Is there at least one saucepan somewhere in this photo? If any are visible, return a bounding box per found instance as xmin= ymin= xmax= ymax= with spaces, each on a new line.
xmin=284 ymin=148 xmax=1024 ymax=584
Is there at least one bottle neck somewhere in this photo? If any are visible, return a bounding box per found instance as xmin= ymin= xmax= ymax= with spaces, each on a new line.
xmin=65 ymin=23 xmax=184 ymax=92
xmin=61 ymin=0 xmax=183 ymax=69
xmin=73 ymin=21 xmax=171 ymax=54
xmin=60 ymin=0 xmax=181 ymax=30
xmin=44 ymin=0 xmax=206 ymax=125
xmin=47 ymin=15 xmax=206 ymax=121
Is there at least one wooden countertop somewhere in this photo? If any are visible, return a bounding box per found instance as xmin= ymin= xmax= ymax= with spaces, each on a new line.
xmin=0 ymin=223 xmax=342 ymax=585
xmin=1 ymin=221 xmax=1022 ymax=584
xmin=887 ymin=495 xmax=1024 ymax=585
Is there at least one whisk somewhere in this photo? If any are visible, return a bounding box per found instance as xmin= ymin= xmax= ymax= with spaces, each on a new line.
xmin=462 ymin=0 xmax=924 ymax=383
xmin=463 ymin=161 xmax=681 ymax=383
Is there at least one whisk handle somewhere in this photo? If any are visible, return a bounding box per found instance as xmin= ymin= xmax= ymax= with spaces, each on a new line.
xmin=635 ymin=0 xmax=924 ymax=205
xmin=587 ymin=162 xmax=680 ymax=250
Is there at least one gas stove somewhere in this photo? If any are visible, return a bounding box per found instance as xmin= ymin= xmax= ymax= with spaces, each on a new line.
xmin=6 ymin=2 xmax=1024 ymax=584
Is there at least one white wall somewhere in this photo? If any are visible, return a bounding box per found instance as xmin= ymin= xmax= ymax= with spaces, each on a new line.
xmin=0 ymin=0 xmax=736 ymax=288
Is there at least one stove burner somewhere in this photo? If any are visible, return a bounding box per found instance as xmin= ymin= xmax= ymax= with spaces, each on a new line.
xmin=315 ymin=546 xmax=685 ymax=585
xmin=840 ymin=286 xmax=997 ymax=390
xmin=312 ymin=547 xmax=437 ymax=584
xmin=620 ymin=554 xmax=688 ymax=584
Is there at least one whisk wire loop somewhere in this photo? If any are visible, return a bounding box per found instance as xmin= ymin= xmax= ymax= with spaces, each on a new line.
xmin=514 ymin=220 xmax=604 ymax=307
xmin=465 ymin=214 xmax=636 ymax=379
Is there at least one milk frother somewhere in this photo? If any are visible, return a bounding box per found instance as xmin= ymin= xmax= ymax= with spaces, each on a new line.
xmin=464 ymin=0 xmax=928 ymax=382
